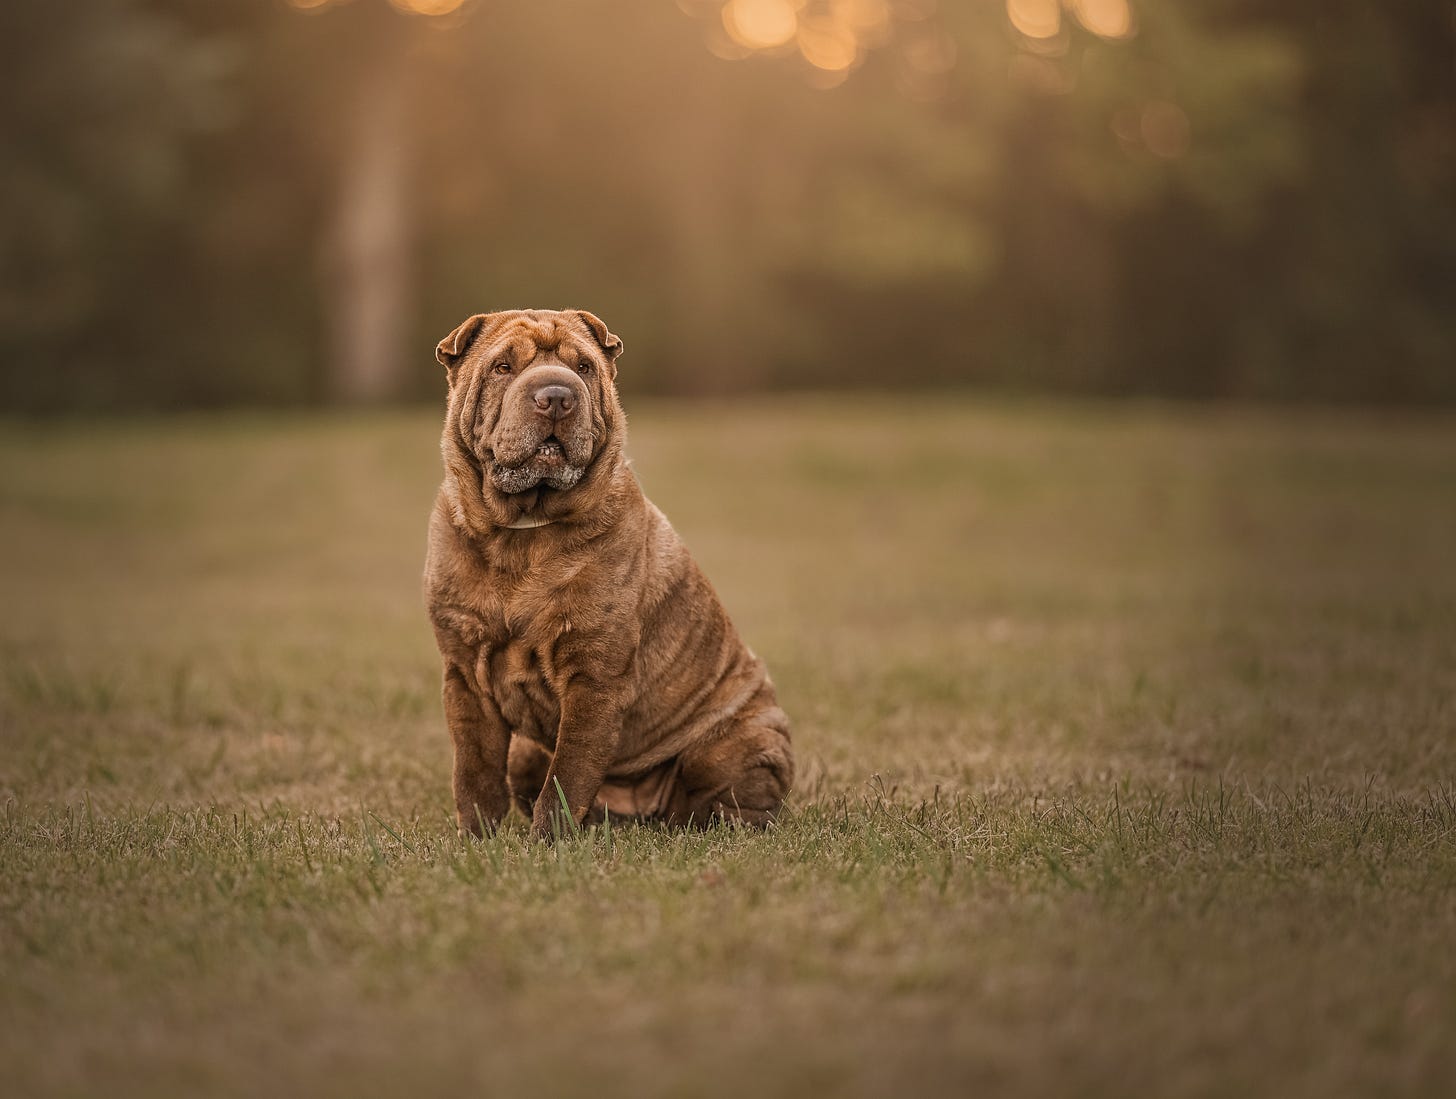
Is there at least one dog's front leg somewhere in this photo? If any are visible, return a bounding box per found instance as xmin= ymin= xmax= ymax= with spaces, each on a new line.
xmin=531 ymin=678 xmax=622 ymax=840
xmin=443 ymin=664 xmax=512 ymax=836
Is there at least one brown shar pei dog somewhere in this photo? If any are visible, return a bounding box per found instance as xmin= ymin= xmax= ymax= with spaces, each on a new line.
xmin=424 ymin=308 xmax=793 ymax=840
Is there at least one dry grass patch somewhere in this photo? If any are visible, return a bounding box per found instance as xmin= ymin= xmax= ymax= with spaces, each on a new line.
xmin=2 ymin=398 xmax=1454 ymax=1097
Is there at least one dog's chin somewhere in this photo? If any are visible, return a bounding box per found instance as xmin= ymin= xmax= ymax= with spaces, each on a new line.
xmin=488 ymin=463 xmax=585 ymax=495
xmin=485 ymin=442 xmax=586 ymax=496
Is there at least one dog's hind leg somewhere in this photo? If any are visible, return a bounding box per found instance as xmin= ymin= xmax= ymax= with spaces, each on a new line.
xmin=668 ymin=692 xmax=793 ymax=828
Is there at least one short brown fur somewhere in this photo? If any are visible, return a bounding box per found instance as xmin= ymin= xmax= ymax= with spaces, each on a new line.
xmin=424 ymin=309 xmax=793 ymax=839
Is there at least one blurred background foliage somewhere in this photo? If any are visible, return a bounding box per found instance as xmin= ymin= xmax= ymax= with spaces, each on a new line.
xmin=1 ymin=0 xmax=1452 ymax=411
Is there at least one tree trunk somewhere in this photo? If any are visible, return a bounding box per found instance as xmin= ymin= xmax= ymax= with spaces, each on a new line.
xmin=324 ymin=22 xmax=414 ymax=404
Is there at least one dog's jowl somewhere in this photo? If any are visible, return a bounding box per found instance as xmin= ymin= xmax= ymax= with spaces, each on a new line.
xmin=424 ymin=309 xmax=793 ymax=839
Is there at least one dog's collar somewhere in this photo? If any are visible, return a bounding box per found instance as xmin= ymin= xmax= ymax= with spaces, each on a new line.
xmin=502 ymin=515 xmax=556 ymax=530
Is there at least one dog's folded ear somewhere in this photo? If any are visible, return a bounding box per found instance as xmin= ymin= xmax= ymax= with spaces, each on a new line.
xmin=574 ymin=310 xmax=624 ymax=365
xmin=435 ymin=313 xmax=491 ymax=376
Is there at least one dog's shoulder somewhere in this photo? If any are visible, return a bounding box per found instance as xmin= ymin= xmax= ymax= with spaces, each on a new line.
xmin=423 ymin=489 xmax=472 ymax=599
xmin=423 ymin=489 xmax=501 ymax=647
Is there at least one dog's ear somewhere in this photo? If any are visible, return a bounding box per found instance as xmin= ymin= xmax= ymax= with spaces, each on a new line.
xmin=574 ymin=310 xmax=623 ymax=371
xmin=435 ymin=313 xmax=491 ymax=378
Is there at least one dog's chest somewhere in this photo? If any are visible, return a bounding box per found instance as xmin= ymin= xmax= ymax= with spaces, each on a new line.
xmin=449 ymin=587 xmax=569 ymax=748
xmin=482 ymin=634 xmax=560 ymax=747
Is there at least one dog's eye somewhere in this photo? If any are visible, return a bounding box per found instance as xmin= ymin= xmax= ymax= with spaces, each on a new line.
xmin=576 ymin=360 xmax=593 ymax=375
xmin=492 ymin=361 xmax=511 ymax=376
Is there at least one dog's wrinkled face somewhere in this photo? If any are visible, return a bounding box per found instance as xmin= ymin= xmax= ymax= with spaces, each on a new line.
xmin=436 ymin=309 xmax=625 ymax=521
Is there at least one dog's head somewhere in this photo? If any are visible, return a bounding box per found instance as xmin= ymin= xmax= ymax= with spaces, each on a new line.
xmin=436 ymin=308 xmax=627 ymax=531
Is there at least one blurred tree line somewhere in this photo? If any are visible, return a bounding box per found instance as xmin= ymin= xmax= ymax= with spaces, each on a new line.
xmin=1 ymin=0 xmax=1452 ymax=411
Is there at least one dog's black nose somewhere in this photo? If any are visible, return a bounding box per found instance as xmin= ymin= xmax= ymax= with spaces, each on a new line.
xmin=533 ymin=384 xmax=575 ymax=420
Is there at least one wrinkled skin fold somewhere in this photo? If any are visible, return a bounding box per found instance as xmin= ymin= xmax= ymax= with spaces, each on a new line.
xmin=424 ymin=308 xmax=793 ymax=839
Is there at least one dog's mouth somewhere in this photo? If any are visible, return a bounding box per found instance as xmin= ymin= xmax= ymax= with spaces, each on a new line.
xmin=483 ymin=434 xmax=585 ymax=495
xmin=489 ymin=434 xmax=569 ymax=470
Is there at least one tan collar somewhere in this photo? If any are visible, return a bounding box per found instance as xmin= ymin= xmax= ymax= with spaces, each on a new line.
xmin=502 ymin=515 xmax=556 ymax=530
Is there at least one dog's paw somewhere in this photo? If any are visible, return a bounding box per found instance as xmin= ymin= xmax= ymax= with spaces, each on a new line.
xmin=529 ymin=803 xmax=581 ymax=842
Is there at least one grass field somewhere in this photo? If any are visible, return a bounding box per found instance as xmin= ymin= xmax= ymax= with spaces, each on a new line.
xmin=2 ymin=397 xmax=1454 ymax=1098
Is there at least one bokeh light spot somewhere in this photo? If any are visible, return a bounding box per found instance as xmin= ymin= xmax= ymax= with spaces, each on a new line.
xmin=805 ymin=65 xmax=853 ymax=90
xmin=1006 ymin=0 xmax=1061 ymax=40
xmin=705 ymin=24 xmax=756 ymax=60
xmin=1110 ymin=106 xmax=1143 ymax=148
xmin=1008 ymin=53 xmax=1075 ymax=94
xmin=831 ymin=0 xmax=891 ymax=41
xmin=798 ymin=20 xmax=859 ymax=72
xmin=901 ymin=31 xmax=957 ymax=75
xmin=389 ymin=0 xmax=466 ymax=14
xmin=1141 ymin=100 xmax=1191 ymax=158
xmin=722 ymin=0 xmax=799 ymax=49
xmin=1070 ymin=0 xmax=1135 ymax=40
